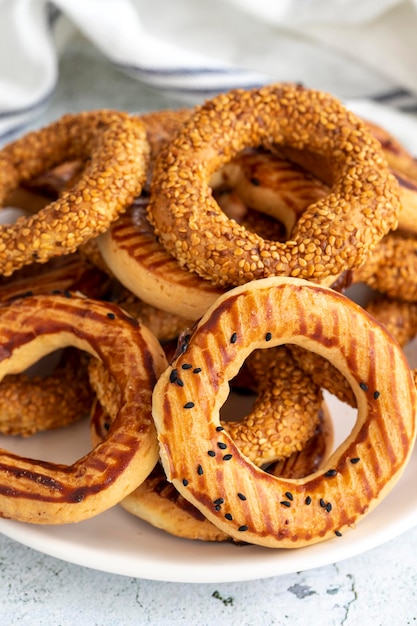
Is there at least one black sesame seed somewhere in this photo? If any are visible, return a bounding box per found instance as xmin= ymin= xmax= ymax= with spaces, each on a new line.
xmin=373 ymin=390 xmax=380 ymax=399
xmin=215 ymin=505 xmax=221 ymax=511
xmin=326 ymin=502 xmax=332 ymax=513
xmin=216 ymin=426 xmax=224 ymax=432
xmin=182 ymin=363 xmax=192 ymax=369
xmin=280 ymin=500 xmax=291 ymax=508
xmin=324 ymin=469 xmax=337 ymax=477
xmin=183 ymin=401 xmax=195 ymax=409
xmin=319 ymin=498 xmax=326 ymax=508
xmin=193 ymin=367 xmax=202 ymax=374
xmin=182 ymin=479 xmax=189 ymax=486
xmin=106 ymin=312 xmax=116 ymax=320
xmin=169 ymin=369 xmax=178 ymax=383
xmin=217 ymin=442 xmax=227 ymax=450
xmin=207 ymin=450 xmax=216 ymax=457
xmin=179 ymin=334 xmax=191 ymax=354
xmin=176 ymin=379 xmax=184 ymax=387
xmin=223 ymin=454 xmax=233 ymax=461
xmin=237 ymin=493 xmax=247 ymax=501
xmin=359 ymin=382 xmax=368 ymax=391
xmin=238 ymin=525 xmax=249 ymax=532
xmin=350 ymin=457 xmax=360 ymax=464
xmin=197 ymin=465 xmax=203 ymax=475
xmin=213 ymin=498 xmax=224 ymax=506
xmin=285 ymin=492 xmax=293 ymax=501
xmin=305 ymin=496 xmax=312 ymax=505
xmin=225 ymin=513 xmax=233 ymax=521
xmin=335 ymin=530 xmax=342 ymax=537
xmin=250 ymin=177 xmax=260 ymax=186
xmin=63 ymin=290 xmax=72 ymax=298
xmin=230 ymin=332 xmax=237 ymax=344
xmin=265 ymin=332 xmax=272 ymax=341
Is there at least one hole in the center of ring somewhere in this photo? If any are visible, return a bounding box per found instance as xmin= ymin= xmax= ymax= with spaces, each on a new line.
xmin=218 ymin=345 xmax=358 ymax=479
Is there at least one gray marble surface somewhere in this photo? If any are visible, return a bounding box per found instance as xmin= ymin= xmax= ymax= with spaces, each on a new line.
xmin=1 ymin=32 xmax=417 ymax=626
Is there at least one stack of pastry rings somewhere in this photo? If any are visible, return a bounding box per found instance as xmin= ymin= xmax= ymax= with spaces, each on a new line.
xmin=0 ymin=84 xmax=415 ymax=548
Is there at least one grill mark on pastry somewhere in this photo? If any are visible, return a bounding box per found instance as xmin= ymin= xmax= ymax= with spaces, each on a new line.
xmin=110 ymin=209 xmax=221 ymax=292
xmin=0 ymin=292 xmax=166 ymax=523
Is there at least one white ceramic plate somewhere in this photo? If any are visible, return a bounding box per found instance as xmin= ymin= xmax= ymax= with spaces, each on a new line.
xmin=0 ymin=100 xmax=417 ymax=584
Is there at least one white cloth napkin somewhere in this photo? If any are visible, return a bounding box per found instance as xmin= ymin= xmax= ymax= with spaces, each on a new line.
xmin=2 ymin=0 xmax=417 ymax=141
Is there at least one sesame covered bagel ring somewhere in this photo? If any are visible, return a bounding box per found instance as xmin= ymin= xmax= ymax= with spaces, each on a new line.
xmin=353 ymin=232 xmax=417 ymax=302
xmin=0 ymin=110 xmax=150 ymax=276
xmin=152 ymin=276 xmax=417 ymax=548
xmin=224 ymin=346 xmax=323 ymax=467
xmin=0 ymin=292 xmax=167 ymax=524
xmin=0 ymin=348 xmax=94 ymax=437
xmin=147 ymin=84 xmax=400 ymax=288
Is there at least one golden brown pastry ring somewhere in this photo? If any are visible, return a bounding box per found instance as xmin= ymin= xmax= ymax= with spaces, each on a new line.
xmin=98 ymin=197 xmax=224 ymax=320
xmin=152 ymin=276 xmax=417 ymax=548
xmin=353 ymin=232 xmax=417 ymax=303
xmin=0 ymin=292 xmax=167 ymax=524
xmin=148 ymin=83 xmax=400 ymax=288
xmin=215 ymin=147 xmax=417 ymax=237
xmin=0 ymin=110 xmax=150 ymax=276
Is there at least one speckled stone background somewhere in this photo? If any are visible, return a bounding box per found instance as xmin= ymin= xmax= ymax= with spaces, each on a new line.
xmin=1 ymin=33 xmax=417 ymax=626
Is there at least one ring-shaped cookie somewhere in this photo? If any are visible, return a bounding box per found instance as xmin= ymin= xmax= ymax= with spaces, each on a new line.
xmin=0 ymin=292 xmax=167 ymax=524
xmin=152 ymin=276 xmax=417 ymax=548
xmin=0 ymin=110 xmax=150 ymax=276
xmin=148 ymin=84 xmax=400 ymax=288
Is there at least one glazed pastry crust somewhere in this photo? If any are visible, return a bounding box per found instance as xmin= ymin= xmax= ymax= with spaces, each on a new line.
xmin=0 ymin=292 xmax=167 ymax=524
xmin=152 ymin=276 xmax=417 ymax=548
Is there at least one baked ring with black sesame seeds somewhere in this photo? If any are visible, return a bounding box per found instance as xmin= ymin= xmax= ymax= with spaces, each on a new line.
xmin=152 ymin=276 xmax=417 ymax=548
xmin=0 ymin=109 xmax=150 ymax=277
xmin=147 ymin=83 xmax=400 ymax=288
xmin=0 ymin=291 xmax=167 ymax=524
